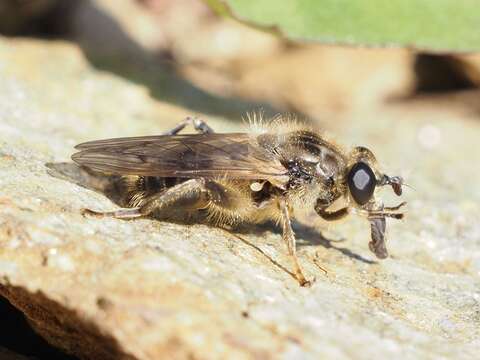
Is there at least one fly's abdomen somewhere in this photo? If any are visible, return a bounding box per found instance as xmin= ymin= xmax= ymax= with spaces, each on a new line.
xmin=120 ymin=176 xmax=186 ymax=207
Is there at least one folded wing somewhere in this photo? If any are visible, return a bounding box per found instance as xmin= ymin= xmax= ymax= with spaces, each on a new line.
xmin=72 ymin=133 xmax=289 ymax=186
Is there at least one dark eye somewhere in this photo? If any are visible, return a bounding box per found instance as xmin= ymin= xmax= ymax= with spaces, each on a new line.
xmin=347 ymin=162 xmax=376 ymax=205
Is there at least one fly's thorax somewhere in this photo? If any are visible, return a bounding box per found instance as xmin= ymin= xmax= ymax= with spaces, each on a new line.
xmin=263 ymin=129 xmax=347 ymax=209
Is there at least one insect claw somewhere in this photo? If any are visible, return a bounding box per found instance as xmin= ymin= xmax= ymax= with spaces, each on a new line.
xmin=298 ymin=276 xmax=314 ymax=287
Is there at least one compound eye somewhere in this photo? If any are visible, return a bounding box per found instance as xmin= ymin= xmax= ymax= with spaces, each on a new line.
xmin=347 ymin=162 xmax=376 ymax=205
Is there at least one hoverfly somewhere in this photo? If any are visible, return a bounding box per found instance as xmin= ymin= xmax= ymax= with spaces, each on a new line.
xmin=72 ymin=115 xmax=406 ymax=286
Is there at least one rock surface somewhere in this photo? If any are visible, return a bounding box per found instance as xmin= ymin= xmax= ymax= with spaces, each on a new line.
xmin=0 ymin=37 xmax=480 ymax=360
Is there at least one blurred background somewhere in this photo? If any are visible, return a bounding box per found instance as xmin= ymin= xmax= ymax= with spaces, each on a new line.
xmin=2 ymin=0 xmax=480 ymax=124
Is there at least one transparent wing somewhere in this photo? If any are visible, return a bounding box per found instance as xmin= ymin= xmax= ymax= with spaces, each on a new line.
xmin=72 ymin=133 xmax=289 ymax=185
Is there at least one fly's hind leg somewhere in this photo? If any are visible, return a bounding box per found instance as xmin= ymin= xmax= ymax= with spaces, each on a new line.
xmin=82 ymin=179 xmax=210 ymax=219
xmin=82 ymin=207 xmax=143 ymax=219
xmin=279 ymin=199 xmax=311 ymax=287
xmin=162 ymin=116 xmax=215 ymax=135
xmin=138 ymin=178 xmax=209 ymax=216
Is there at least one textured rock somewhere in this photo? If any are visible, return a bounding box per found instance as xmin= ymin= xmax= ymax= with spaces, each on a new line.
xmin=0 ymin=36 xmax=479 ymax=360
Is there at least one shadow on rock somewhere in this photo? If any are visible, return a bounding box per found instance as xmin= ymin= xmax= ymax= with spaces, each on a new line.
xmin=70 ymin=1 xmax=280 ymax=120
xmin=0 ymin=284 xmax=135 ymax=360
xmin=2 ymin=0 xmax=284 ymax=120
xmin=46 ymin=162 xmax=129 ymax=207
xmin=293 ymin=222 xmax=377 ymax=264
xmin=42 ymin=0 xmax=279 ymax=121
xmin=236 ymin=221 xmax=377 ymax=265
xmin=0 ymin=295 xmax=76 ymax=359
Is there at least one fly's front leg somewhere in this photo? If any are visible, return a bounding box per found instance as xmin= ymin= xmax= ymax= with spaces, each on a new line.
xmin=82 ymin=179 xmax=209 ymax=219
xmin=279 ymin=199 xmax=311 ymax=287
xmin=314 ymin=196 xmax=349 ymax=222
xmin=315 ymin=206 xmax=349 ymax=221
xmin=162 ymin=116 xmax=215 ymax=135
xmin=314 ymin=194 xmax=350 ymax=221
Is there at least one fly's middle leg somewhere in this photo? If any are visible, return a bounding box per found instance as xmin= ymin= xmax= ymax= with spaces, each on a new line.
xmin=162 ymin=116 xmax=215 ymax=135
xmin=279 ymin=198 xmax=311 ymax=287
